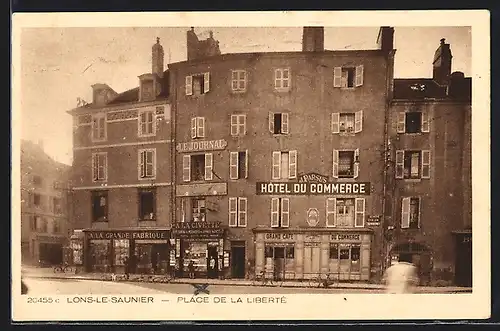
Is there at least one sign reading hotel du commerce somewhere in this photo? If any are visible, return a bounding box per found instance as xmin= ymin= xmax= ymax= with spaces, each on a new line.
xmin=256 ymin=182 xmax=371 ymax=195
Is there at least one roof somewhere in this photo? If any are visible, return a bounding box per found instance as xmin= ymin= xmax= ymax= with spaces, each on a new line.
xmin=393 ymin=77 xmax=471 ymax=101
xmin=21 ymin=140 xmax=71 ymax=172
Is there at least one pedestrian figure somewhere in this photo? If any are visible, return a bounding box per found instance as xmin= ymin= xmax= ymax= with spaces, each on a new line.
xmin=209 ymin=257 xmax=216 ymax=278
xmin=383 ymin=261 xmax=419 ymax=294
xmin=188 ymin=260 xmax=195 ymax=279
xmin=123 ymin=256 xmax=130 ymax=280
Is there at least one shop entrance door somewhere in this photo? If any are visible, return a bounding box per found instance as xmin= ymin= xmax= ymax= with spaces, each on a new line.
xmin=339 ymin=246 xmax=351 ymax=280
xmin=455 ymin=234 xmax=472 ymax=287
xmin=231 ymin=243 xmax=246 ymax=279
xmin=304 ymin=244 xmax=321 ymax=279
xmin=207 ymin=246 xmax=219 ymax=279
xmin=273 ymin=247 xmax=285 ymax=280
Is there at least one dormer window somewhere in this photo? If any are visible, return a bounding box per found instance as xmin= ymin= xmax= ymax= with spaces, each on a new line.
xmin=141 ymin=79 xmax=155 ymax=101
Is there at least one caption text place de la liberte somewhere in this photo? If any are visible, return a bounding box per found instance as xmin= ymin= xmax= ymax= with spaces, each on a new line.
xmin=61 ymin=296 xmax=287 ymax=305
xmin=256 ymin=182 xmax=371 ymax=195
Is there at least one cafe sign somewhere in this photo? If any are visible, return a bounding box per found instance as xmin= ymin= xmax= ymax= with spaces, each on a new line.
xmin=85 ymin=230 xmax=169 ymax=240
xmin=171 ymin=221 xmax=224 ymax=239
xmin=330 ymin=233 xmax=361 ymax=241
xmin=256 ymin=182 xmax=371 ymax=195
xmin=176 ymin=139 xmax=227 ymax=153
xmin=264 ymin=233 xmax=295 ymax=241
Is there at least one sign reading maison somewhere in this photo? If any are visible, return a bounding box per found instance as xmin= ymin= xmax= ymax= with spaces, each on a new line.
xmin=256 ymin=182 xmax=371 ymax=195
xmin=176 ymin=139 xmax=227 ymax=153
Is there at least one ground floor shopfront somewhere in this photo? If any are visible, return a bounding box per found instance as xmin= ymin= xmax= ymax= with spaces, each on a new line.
xmin=75 ymin=228 xmax=171 ymax=274
xmin=253 ymin=228 xmax=373 ymax=281
xmin=26 ymin=233 xmax=67 ymax=266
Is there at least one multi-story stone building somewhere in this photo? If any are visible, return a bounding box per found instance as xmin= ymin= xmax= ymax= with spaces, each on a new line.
xmin=387 ymin=38 xmax=472 ymax=286
xmin=67 ymin=38 xmax=174 ymax=274
xmin=21 ymin=140 xmax=71 ymax=265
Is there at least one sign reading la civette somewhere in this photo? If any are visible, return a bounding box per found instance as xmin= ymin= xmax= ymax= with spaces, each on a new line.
xmin=176 ymin=139 xmax=227 ymax=153
xmin=256 ymin=182 xmax=371 ymax=195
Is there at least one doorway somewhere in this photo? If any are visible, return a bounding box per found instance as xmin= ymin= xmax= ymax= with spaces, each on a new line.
xmin=304 ymin=244 xmax=321 ymax=279
xmin=455 ymin=234 xmax=472 ymax=287
xmin=207 ymin=245 xmax=219 ymax=279
xmin=273 ymin=247 xmax=285 ymax=280
xmin=231 ymin=242 xmax=246 ymax=279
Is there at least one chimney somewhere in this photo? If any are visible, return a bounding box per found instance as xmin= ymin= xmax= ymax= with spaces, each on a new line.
xmin=377 ymin=26 xmax=394 ymax=53
xmin=152 ymin=37 xmax=164 ymax=78
xmin=187 ymin=27 xmax=199 ymax=61
xmin=447 ymin=71 xmax=466 ymax=98
xmin=433 ymin=38 xmax=453 ymax=86
xmin=186 ymin=28 xmax=221 ymax=61
xmin=302 ymin=27 xmax=324 ymax=52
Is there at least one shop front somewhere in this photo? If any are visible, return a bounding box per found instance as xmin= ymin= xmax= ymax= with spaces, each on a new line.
xmin=81 ymin=228 xmax=170 ymax=274
xmin=31 ymin=233 xmax=67 ymax=266
xmin=453 ymin=230 xmax=472 ymax=287
xmin=171 ymin=221 xmax=227 ymax=279
xmin=254 ymin=229 xmax=372 ymax=281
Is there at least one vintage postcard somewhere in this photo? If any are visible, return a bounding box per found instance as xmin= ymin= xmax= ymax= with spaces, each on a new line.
xmin=11 ymin=10 xmax=490 ymax=321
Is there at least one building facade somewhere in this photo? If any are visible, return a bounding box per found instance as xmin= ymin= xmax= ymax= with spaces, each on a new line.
xmin=168 ymin=27 xmax=396 ymax=281
xmin=67 ymin=38 xmax=175 ymax=274
xmin=21 ymin=140 xmax=71 ymax=265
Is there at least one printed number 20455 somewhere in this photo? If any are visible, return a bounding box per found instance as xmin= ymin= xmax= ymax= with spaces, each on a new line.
xmin=27 ymin=297 xmax=59 ymax=304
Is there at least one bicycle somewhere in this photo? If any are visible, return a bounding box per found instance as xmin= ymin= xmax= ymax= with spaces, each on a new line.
xmin=251 ymin=271 xmax=284 ymax=287
xmin=308 ymin=273 xmax=336 ymax=289
xmin=53 ymin=263 xmax=74 ymax=274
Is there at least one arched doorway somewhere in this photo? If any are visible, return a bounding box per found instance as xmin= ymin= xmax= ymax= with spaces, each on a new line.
xmin=389 ymin=241 xmax=432 ymax=285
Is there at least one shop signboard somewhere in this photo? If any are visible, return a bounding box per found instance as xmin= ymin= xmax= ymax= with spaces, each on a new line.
xmin=171 ymin=221 xmax=225 ymax=240
xmin=366 ymin=215 xmax=381 ymax=226
xmin=306 ymin=208 xmax=320 ymax=227
xmin=298 ymin=172 xmax=329 ymax=183
xmin=84 ymin=229 xmax=169 ymax=240
xmin=263 ymin=232 xmax=295 ymax=241
xmin=256 ymin=182 xmax=371 ymax=195
xmin=330 ymin=233 xmax=362 ymax=241
xmin=176 ymin=139 xmax=228 ymax=153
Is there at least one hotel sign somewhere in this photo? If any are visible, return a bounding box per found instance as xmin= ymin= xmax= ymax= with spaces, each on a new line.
xmin=171 ymin=221 xmax=224 ymax=239
xmin=176 ymin=139 xmax=227 ymax=153
xmin=256 ymin=182 xmax=371 ymax=195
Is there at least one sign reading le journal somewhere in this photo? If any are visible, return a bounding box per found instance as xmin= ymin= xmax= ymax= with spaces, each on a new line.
xmin=176 ymin=139 xmax=227 ymax=153
xmin=256 ymin=182 xmax=371 ymax=195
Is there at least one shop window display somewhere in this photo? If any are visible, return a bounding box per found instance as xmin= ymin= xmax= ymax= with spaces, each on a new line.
xmin=89 ymin=240 xmax=111 ymax=272
xmin=71 ymin=241 xmax=83 ymax=265
xmin=183 ymin=242 xmax=208 ymax=272
xmin=114 ymin=239 xmax=130 ymax=266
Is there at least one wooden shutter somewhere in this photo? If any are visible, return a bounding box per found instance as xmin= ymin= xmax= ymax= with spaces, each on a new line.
xmin=139 ymin=151 xmax=146 ymax=178
xmin=240 ymin=115 xmax=247 ymax=135
xmin=190 ymin=118 xmax=197 ymax=138
xmin=417 ymin=198 xmax=422 ymax=228
xmin=326 ymin=198 xmax=336 ymax=227
xmin=333 ymin=67 xmax=342 ymax=87
xmin=244 ymin=150 xmax=249 ymax=179
xmin=281 ymin=113 xmax=289 ymax=134
xmin=397 ymin=112 xmax=406 ymax=133
xmin=395 ymin=150 xmax=404 ymax=179
xmin=92 ymin=153 xmax=97 ymax=181
xmin=332 ymin=149 xmax=339 ymax=178
xmin=272 ymin=151 xmax=281 ymax=179
xmin=268 ymin=112 xmax=274 ymax=133
xmin=274 ymin=69 xmax=282 ymax=89
xmin=182 ymin=155 xmax=191 ymax=182
xmin=197 ymin=117 xmax=205 ymax=138
xmin=355 ymin=65 xmax=364 ymax=87
xmin=288 ymin=150 xmax=297 ymax=179
xmin=147 ymin=150 xmax=155 ymax=177
xmin=421 ymin=150 xmax=431 ymax=179
xmin=101 ymin=154 xmax=107 ymax=180
xmin=401 ymin=197 xmax=410 ymax=228
xmin=230 ymin=115 xmax=238 ymax=136
xmin=203 ymin=72 xmax=210 ymax=93
xmin=355 ymin=198 xmax=365 ymax=227
xmin=281 ymin=198 xmax=290 ymax=228
xmin=185 ymin=76 xmax=193 ymax=95
xmin=204 ymin=153 xmax=213 ymax=180
xmin=229 ymin=151 xmax=239 ymax=179
xmin=228 ymin=197 xmax=237 ymax=227
xmin=421 ymin=111 xmax=430 ymax=133
xmin=354 ymin=149 xmax=360 ymax=179
xmin=238 ymin=197 xmax=247 ymax=227
xmin=354 ymin=110 xmax=363 ymax=133
xmin=271 ymin=198 xmax=279 ymax=227
xmin=331 ymin=113 xmax=340 ymax=134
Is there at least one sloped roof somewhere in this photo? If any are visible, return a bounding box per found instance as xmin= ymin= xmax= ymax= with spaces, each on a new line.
xmin=393 ymin=77 xmax=471 ymax=101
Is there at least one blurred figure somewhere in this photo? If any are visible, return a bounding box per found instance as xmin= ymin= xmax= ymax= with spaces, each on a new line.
xmin=21 ymin=279 xmax=28 ymax=295
xmin=383 ymin=261 xmax=419 ymax=294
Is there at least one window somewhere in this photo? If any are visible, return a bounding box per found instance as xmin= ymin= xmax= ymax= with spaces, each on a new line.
xmin=91 ymin=114 xmax=107 ymax=141
xmin=230 ymin=114 xmax=246 ymax=136
xmin=33 ymin=175 xmax=43 ymax=187
xmin=231 ymin=70 xmax=247 ymax=92
xmin=183 ymin=153 xmax=213 ymax=182
xmin=331 ymin=111 xmax=363 ymax=133
xmin=138 ymin=149 xmax=156 ymax=179
xmin=34 ymin=215 xmax=42 ymax=231
xmin=397 ymin=111 xmax=430 ymax=134
xmin=192 ymin=198 xmax=206 ymax=222
xmin=91 ymin=191 xmax=108 ymax=222
xmin=52 ymin=197 xmax=62 ymax=214
xmin=191 ymin=117 xmax=205 ymax=138
xmin=92 ymin=152 xmax=107 ymax=182
xmin=329 ymin=244 xmax=339 ymax=259
xmin=114 ymin=240 xmax=130 ymax=266
xmin=269 ymin=112 xmax=289 ymax=134
xmin=271 ymin=197 xmax=290 ymax=228
xmin=230 ymin=151 xmax=248 ymax=180
xmin=395 ymin=150 xmax=431 ymax=179
xmin=326 ymin=198 xmax=365 ymax=227
xmin=286 ymin=246 xmax=295 ymax=259
xmin=38 ymin=217 xmax=48 ymax=233
xmin=139 ymin=110 xmax=155 ymax=136
xmin=139 ymin=189 xmax=156 ymax=221
xmin=333 ymin=65 xmax=364 ymax=88
xmin=274 ymin=68 xmax=291 ymax=91
xmin=53 ymin=220 xmax=60 ymax=233
xmin=332 ymin=149 xmax=359 ymax=179
xmin=272 ymin=150 xmax=297 ymax=180
xmin=228 ymin=197 xmax=247 ymax=227
xmin=185 ymin=73 xmax=210 ymax=96
xmin=33 ymin=193 xmax=41 ymax=207
xmin=402 ymin=197 xmax=421 ymax=229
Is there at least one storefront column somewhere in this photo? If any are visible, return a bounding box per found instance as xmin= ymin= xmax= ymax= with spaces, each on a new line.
xmin=255 ymin=233 xmax=265 ymax=274
xmin=295 ymin=234 xmax=304 ymax=279
xmin=361 ymin=234 xmax=371 ymax=281
xmin=320 ymin=234 xmax=330 ymax=274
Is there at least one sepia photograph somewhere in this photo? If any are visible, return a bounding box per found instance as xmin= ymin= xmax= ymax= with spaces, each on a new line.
xmin=11 ymin=11 xmax=490 ymax=321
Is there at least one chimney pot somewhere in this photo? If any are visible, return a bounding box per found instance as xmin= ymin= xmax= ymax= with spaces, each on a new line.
xmin=440 ymin=38 xmax=446 ymax=44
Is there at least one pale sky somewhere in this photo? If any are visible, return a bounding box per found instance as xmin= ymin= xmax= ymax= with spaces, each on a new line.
xmin=19 ymin=26 xmax=471 ymax=165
